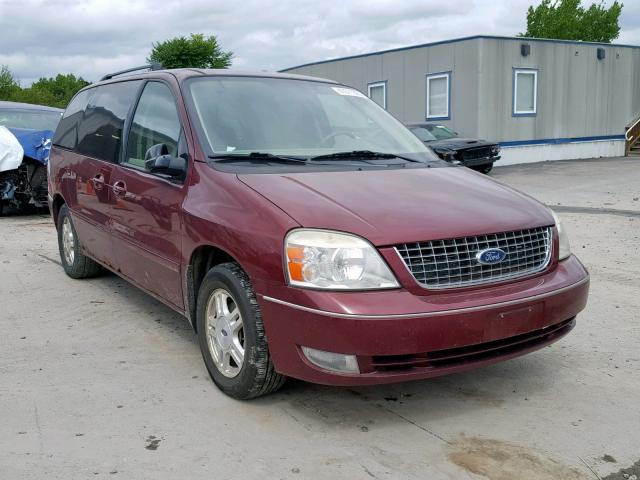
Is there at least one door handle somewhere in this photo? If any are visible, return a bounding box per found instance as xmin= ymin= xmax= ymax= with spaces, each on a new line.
xmin=112 ymin=180 xmax=127 ymax=197
xmin=92 ymin=173 xmax=105 ymax=190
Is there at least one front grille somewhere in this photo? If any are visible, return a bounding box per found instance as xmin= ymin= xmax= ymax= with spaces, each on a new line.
xmin=396 ymin=226 xmax=552 ymax=289
xmin=458 ymin=146 xmax=494 ymax=160
xmin=369 ymin=317 xmax=575 ymax=372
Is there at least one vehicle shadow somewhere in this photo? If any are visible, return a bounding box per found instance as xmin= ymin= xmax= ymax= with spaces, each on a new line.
xmin=0 ymin=205 xmax=49 ymax=217
xmin=86 ymin=267 xmax=571 ymax=435
xmin=83 ymin=270 xmax=198 ymax=347
xmin=261 ymin=354 xmax=561 ymax=429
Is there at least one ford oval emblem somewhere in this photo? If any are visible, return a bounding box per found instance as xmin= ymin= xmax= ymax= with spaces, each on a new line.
xmin=476 ymin=248 xmax=507 ymax=265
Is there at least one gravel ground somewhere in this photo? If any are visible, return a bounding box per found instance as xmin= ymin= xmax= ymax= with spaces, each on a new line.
xmin=0 ymin=156 xmax=638 ymax=480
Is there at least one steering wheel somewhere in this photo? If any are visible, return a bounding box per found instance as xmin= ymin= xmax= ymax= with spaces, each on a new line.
xmin=321 ymin=131 xmax=358 ymax=146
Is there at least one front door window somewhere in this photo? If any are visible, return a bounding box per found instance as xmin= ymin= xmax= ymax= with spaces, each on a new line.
xmin=125 ymin=82 xmax=181 ymax=170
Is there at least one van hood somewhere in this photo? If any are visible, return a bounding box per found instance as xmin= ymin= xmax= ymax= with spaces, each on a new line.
xmin=238 ymin=166 xmax=554 ymax=246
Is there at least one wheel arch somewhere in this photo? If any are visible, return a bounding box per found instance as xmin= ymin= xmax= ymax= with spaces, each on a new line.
xmin=185 ymin=244 xmax=239 ymax=332
xmin=51 ymin=194 xmax=66 ymax=228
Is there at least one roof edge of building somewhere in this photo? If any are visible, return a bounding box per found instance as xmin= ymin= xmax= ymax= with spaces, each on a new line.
xmin=280 ymin=34 xmax=640 ymax=72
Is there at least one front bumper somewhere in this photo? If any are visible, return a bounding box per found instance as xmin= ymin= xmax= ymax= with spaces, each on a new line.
xmin=258 ymin=255 xmax=589 ymax=386
xmin=459 ymin=155 xmax=500 ymax=167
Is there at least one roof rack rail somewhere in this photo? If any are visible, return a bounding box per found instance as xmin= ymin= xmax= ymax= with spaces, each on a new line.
xmin=100 ymin=62 xmax=163 ymax=81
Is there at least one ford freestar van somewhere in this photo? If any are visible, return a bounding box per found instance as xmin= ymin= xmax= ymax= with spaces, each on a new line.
xmin=48 ymin=69 xmax=589 ymax=399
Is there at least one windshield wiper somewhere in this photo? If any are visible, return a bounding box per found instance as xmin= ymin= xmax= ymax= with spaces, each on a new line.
xmin=208 ymin=150 xmax=428 ymax=166
xmin=208 ymin=152 xmax=308 ymax=164
xmin=309 ymin=150 xmax=422 ymax=163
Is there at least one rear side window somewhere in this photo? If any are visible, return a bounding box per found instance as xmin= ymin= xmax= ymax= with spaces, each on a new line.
xmin=125 ymin=82 xmax=181 ymax=169
xmin=53 ymin=89 xmax=91 ymax=149
xmin=75 ymin=81 xmax=141 ymax=163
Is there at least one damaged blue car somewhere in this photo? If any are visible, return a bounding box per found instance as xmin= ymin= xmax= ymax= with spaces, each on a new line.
xmin=0 ymin=101 xmax=63 ymax=214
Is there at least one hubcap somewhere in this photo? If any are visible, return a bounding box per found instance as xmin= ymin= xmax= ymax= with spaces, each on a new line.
xmin=62 ymin=217 xmax=75 ymax=265
xmin=205 ymin=289 xmax=245 ymax=378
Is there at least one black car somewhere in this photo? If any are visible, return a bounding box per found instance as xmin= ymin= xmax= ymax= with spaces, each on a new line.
xmin=406 ymin=123 xmax=500 ymax=173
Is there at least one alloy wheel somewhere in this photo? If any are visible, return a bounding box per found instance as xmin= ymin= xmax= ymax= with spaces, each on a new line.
xmin=205 ymin=288 xmax=245 ymax=378
xmin=61 ymin=216 xmax=75 ymax=266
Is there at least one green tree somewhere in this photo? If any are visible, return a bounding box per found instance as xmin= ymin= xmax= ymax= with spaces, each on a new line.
xmin=0 ymin=65 xmax=21 ymax=100
xmin=0 ymin=67 xmax=88 ymax=108
xmin=11 ymin=86 xmax=58 ymax=107
xmin=27 ymin=74 xmax=90 ymax=108
xmin=523 ymin=0 xmax=623 ymax=43
xmin=148 ymin=33 xmax=233 ymax=69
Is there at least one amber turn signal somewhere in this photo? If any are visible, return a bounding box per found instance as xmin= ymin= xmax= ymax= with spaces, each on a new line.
xmin=286 ymin=246 xmax=305 ymax=282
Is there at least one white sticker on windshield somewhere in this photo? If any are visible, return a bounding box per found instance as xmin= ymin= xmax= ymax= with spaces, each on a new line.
xmin=332 ymin=87 xmax=366 ymax=98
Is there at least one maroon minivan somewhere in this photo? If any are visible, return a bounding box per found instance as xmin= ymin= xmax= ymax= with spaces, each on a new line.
xmin=48 ymin=69 xmax=589 ymax=399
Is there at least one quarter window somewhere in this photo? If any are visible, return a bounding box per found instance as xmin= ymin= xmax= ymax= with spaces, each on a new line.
xmin=426 ymin=72 xmax=450 ymax=120
xmin=53 ymin=89 xmax=91 ymax=150
xmin=513 ymin=69 xmax=537 ymax=116
xmin=125 ymin=82 xmax=181 ymax=170
xmin=75 ymin=81 xmax=142 ymax=163
xmin=367 ymin=82 xmax=386 ymax=109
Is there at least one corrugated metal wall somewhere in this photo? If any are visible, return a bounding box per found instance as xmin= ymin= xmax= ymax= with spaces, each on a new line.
xmin=476 ymin=38 xmax=639 ymax=142
xmin=285 ymin=36 xmax=640 ymax=143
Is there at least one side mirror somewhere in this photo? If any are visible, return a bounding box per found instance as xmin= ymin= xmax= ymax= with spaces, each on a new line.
xmin=144 ymin=144 xmax=187 ymax=178
xmin=145 ymin=143 xmax=169 ymax=160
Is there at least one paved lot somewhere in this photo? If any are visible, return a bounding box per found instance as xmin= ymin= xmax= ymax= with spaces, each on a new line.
xmin=1 ymin=157 xmax=639 ymax=480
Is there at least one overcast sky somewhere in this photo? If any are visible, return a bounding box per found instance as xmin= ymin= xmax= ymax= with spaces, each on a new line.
xmin=1 ymin=0 xmax=638 ymax=85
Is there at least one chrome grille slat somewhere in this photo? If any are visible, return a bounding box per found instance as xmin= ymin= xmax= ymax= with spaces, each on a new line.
xmin=396 ymin=227 xmax=552 ymax=288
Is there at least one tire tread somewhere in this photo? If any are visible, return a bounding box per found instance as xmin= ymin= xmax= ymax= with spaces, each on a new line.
xmin=199 ymin=262 xmax=285 ymax=399
xmin=57 ymin=205 xmax=103 ymax=279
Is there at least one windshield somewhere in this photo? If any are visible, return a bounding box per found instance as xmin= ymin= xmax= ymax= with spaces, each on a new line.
xmin=186 ymin=77 xmax=437 ymax=160
xmin=0 ymin=108 xmax=62 ymax=131
xmin=410 ymin=124 xmax=457 ymax=142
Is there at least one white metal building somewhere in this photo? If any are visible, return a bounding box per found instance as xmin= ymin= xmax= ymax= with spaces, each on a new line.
xmin=282 ymin=35 xmax=640 ymax=165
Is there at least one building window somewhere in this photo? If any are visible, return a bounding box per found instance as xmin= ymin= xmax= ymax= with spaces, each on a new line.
xmin=368 ymin=81 xmax=386 ymax=109
xmin=513 ymin=69 xmax=537 ymax=116
xmin=426 ymin=72 xmax=451 ymax=120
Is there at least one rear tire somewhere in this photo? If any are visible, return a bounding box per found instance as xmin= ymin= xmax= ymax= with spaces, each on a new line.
xmin=197 ymin=262 xmax=285 ymax=399
xmin=57 ymin=204 xmax=103 ymax=279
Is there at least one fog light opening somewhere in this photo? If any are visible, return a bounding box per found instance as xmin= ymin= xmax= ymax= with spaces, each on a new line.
xmin=301 ymin=346 xmax=360 ymax=374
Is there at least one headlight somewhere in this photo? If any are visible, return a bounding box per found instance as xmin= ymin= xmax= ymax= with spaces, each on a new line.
xmin=490 ymin=145 xmax=501 ymax=155
xmin=551 ymin=211 xmax=571 ymax=260
xmin=433 ymin=148 xmax=456 ymax=161
xmin=285 ymin=229 xmax=399 ymax=290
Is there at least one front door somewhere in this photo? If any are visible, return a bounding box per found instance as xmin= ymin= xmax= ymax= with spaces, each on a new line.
xmin=109 ymin=81 xmax=186 ymax=309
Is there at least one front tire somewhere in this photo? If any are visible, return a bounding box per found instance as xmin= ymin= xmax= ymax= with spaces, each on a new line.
xmin=470 ymin=163 xmax=494 ymax=174
xmin=197 ymin=262 xmax=285 ymax=399
xmin=57 ymin=205 xmax=103 ymax=279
